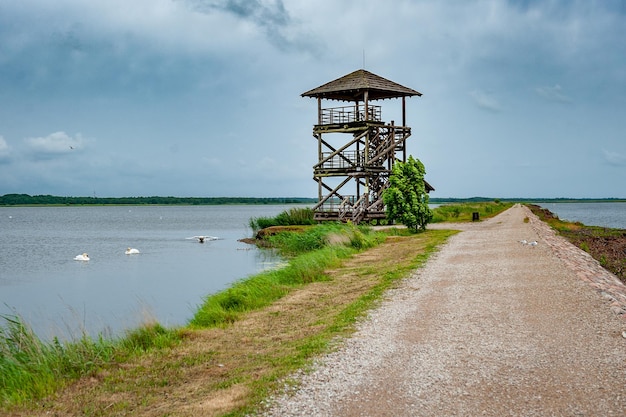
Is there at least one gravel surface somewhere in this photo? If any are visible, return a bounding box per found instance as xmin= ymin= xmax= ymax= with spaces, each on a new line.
xmin=261 ymin=204 xmax=626 ymax=416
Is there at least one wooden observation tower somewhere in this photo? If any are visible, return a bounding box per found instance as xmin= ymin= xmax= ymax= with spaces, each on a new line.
xmin=302 ymin=69 xmax=432 ymax=224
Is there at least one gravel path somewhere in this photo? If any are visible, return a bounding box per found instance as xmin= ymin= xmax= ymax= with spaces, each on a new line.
xmin=262 ymin=204 xmax=626 ymax=416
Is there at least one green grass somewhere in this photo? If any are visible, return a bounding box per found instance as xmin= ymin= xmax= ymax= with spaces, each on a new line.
xmin=431 ymin=201 xmax=513 ymax=223
xmin=267 ymin=222 xmax=382 ymax=256
xmin=190 ymin=223 xmax=385 ymax=328
xmin=0 ymin=315 xmax=180 ymax=408
xmin=0 ymin=315 xmax=113 ymax=405
xmin=249 ymin=207 xmax=315 ymax=232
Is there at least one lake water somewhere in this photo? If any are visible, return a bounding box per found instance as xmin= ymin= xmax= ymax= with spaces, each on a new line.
xmin=536 ymin=202 xmax=626 ymax=229
xmin=0 ymin=205 xmax=299 ymax=340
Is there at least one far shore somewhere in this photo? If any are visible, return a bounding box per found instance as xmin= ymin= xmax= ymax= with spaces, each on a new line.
xmin=1 ymin=193 xmax=625 ymax=207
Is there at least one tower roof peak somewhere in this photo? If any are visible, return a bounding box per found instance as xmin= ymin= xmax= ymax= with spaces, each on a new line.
xmin=302 ymin=69 xmax=421 ymax=101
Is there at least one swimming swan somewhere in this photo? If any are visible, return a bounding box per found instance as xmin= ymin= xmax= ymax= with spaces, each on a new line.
xmin=74 ymin=253 xmax=90 ymax=261
xmin=186 ymin=236 xmax=218 ymax=243
xmin=125 ymin=248 xmax=140 ymax=255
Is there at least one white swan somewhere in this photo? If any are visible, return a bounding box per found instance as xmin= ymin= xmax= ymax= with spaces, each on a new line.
xmin=125 ymin=247 xmax=140 ymax=255
xmin=186 ymin=235 xmax=218 ymax=243
xmin=74 ymin=253 xmax=90 ymax=261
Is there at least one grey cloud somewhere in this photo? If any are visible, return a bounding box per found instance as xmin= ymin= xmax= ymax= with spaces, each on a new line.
xmin=469 ymin=89 xmax=503 ymax=112
xmin=51 ymin=26 xmax=86 ymax=55
xmin=0 ymin=136 xmax=12 ymax=162
xmin=224 ymin=0 xmax=289 ymax=26
xmin=0 ymin=7 xmax=215 ymax=97
xmin=184 ymin=0 xmax=289 ymax=26
xmin=181 ymin=0 xmax=318 ymax=53
xmin=535 ymin=84 xmax=572 ymax=103
xmin=603 ymin=149 xmax=626 ymax=166
xmin=25 ymin=132 xmax=86 ymax=157
xmin=1 ymin=31 xmax=208 ymax=98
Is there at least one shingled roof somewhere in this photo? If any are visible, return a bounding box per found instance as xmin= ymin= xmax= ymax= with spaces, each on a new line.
xmin=302 ymin=69 xmax=422 ymax=101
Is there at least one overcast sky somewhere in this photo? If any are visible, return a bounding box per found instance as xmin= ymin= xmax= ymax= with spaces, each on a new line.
xmin=1 ymin=0 xmax=625 ymax=199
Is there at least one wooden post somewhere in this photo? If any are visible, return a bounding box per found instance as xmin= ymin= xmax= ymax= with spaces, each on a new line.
xmin=316 ymin=133 xmax=323 ymax=205
xmin=402 ymin=97 xmax=406 ymax=127
xmin=317 ymin=98 xmax=322 ymax=125
xmin=402 ymin=97 xmax=407 ymax=161
xmin=390 ymin=120 xmax=395 ymax=170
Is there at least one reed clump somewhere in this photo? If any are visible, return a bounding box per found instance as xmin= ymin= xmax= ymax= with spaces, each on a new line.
xmin=0 ymin=314 xmax=180 ymax=408
xmin=0 ymin=314 xmax=113 ymax=405
xmin=249 ymin=206 xmax=315 ymax=232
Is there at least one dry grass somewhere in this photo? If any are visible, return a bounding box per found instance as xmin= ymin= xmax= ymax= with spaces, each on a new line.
xmin=7 ymin=230 xmax=454 ymax=417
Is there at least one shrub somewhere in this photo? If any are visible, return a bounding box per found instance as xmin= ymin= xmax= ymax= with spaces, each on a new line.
xmin=382 ymin=156 xmax=433 ymax=232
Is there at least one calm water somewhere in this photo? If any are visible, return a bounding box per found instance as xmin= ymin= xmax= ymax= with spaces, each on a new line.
xmin=0 ymin=205 xmax=299 ymax=340
xmin=536 ymin=202 xmax=626 ymax=229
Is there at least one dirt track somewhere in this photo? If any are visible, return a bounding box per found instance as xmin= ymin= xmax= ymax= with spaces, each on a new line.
xmin=263 ymin=204 xmax=626 ymax=416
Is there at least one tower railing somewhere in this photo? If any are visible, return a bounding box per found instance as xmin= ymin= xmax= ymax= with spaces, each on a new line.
xmin=315 ymin=196 xmax=348 ymax=212
xmin=318 ymin=150 xmax=364 ymax=170
xmin=320 ymin=104 xmax=382 ymax=125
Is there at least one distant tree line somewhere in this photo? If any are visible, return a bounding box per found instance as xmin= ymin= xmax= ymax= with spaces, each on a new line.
xmin=0 ymin=194 xmax=317 ymax=206
xmin=2 ymin=194 xmax=623 ymax=207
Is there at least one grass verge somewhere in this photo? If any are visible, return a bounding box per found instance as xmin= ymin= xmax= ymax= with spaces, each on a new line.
xmin=3 ymin=226 xmax=455 ymax=416
xmin=431 ymin=200 xmax=513 ymax=222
